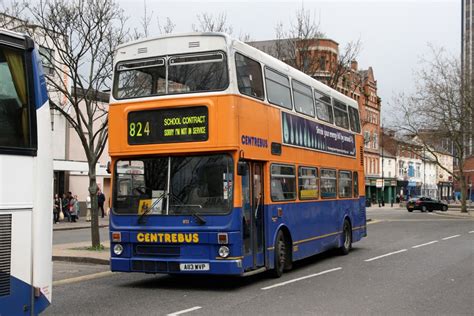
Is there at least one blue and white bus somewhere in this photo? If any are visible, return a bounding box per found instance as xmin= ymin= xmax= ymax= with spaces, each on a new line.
xmin=0 ymin=29 xmax=52 ymax=315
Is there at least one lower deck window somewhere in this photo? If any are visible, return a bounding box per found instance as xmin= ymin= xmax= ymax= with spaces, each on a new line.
xmin=338 ymin=171 xmax=353 ymax=198
xmin=271 ymin=164 xmax=296 ymax=201
xmin=298 ymin=167 xmax=319 ymax=200
xmin=320 ymin=169 xmax=337 ymax=199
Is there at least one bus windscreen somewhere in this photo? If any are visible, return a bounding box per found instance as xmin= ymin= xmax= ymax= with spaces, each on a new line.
xmin=113 ymin=154 xmax=233 ymax=215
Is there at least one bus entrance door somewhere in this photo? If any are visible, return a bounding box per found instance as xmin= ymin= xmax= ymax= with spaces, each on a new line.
xmin=242 ymin=162 xmax=265 ymax=271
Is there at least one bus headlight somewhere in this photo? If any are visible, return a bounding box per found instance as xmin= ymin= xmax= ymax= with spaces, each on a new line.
xmin=218 ymin=246 xmax=230 ymax=258
xmin=113 ymin=244 xmax=123 ymax=256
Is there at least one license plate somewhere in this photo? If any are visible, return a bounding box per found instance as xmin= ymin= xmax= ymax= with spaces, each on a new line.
xmin=179 ymin=263 xmax=209 ymax=271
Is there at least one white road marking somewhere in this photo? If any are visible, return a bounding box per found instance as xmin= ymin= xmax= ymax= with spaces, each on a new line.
xmin=167 ymin=306 xmax=202 ymax=316
xmin=412 ymin=240 xmax=438 ymax=248
xmin=364 ymin=249 xmax=407 ymax=262
xmin=469 ymin=231 xmax=474 ymax=234
xmin=442 ymin=234 xmax=461 ymax=240
xmin=261 ymin=267 xmax=342 ymax=290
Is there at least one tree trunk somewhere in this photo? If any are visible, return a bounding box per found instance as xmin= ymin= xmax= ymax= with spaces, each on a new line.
xmin=460 ymin=174 xmax=468 ymax=213
xmin=89 ymin=165 xmax=101 ymax=247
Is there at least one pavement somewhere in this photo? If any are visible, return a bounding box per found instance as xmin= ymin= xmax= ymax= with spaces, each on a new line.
xmin=52 ymin=205 xmax=473 ymax=267
xmin=53 ymin=216 xmax=109 ymax=231
xmin=53 ymin=216 xmax=110 ymax=265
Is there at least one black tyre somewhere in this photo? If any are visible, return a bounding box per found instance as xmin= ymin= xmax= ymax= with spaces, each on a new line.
xmin=442 ymin=205 xmax=448 ymax=211
xmin=270 ymin=230 xmax=287 ymax=278
xmin=338 ymin=220 xmax=352 ymax=255
xmin=407 ymin=208 xmax=413 ymax=212
xmin=421 ymin=206 xmax=427 ymax=212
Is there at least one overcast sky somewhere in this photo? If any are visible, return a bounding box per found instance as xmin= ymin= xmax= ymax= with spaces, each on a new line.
xmin=118 ymin=0 xmax=461 ymax=121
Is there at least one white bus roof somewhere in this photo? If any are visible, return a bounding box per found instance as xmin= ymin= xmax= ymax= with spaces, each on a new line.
xmin=115 ymin=32 xmax=358 ymax=109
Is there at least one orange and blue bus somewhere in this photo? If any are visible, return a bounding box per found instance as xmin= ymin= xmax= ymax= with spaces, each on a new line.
xmin=108 ymin=33 xmax=366 ymax=277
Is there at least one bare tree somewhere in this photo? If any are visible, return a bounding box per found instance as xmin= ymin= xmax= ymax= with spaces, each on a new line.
xmin=273 ymin=5 xmax=361 ymax=90
xmin=133 ymin=2 xmax=176 ymax=39
xmin=326 ymin=39 xmax=362 ymax=89
xmin=158 ymin=17 xmax=175 ymax=34
xmin=0 ymin=0 xmax=28 ymax=29
xmin=390 ymin=46 xmax=473 ymax=212
xmin=274 ymin=6 xmax=324 ymax=74
xmin=27 ymin=0 xmax=128 ymax=247
xmin=192 ymin=12 xmax=233 ymax=34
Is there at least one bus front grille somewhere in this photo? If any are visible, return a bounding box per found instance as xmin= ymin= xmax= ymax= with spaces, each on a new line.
xmin=134 ymin=245 xmax=181 ymax=257
xmin=131 ymin=260 xmax=179 ymax=273
xmin=0 ymin=214 xmax=12 ymax=297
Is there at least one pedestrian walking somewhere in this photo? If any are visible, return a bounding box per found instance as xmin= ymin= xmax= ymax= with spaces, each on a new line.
xmin=98 ymin=189 xmax=105 ymax=218
xmin=74 ymin=195 xmax=80 ymax=219
xmin=62 ymin=193 xmax=71 ymax=222
xmin=53 ymin=194 xmax=60 ymax=224
xmin=69 ymin=194 xmax=78 ymax=222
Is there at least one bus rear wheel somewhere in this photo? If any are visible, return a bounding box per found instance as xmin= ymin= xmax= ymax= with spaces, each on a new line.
xmin=271 ymin=230 xmax=287 ymax=278
xmin=338 ymin=220 xmax=352 ymax=255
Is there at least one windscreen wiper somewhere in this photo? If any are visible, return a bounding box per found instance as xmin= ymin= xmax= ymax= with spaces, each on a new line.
xmin=168 ymin=192 xmax=206 ymax=225
xmin=137 ymin=192 xmax=166 ymax=224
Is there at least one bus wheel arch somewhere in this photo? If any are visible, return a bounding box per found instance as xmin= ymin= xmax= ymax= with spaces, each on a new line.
xmin=338 ymin=217 xmax=352 ymax=255
xmin=270 ymin=226 xmax=292 ymax=277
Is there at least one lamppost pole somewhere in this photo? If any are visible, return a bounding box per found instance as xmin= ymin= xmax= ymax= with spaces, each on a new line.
xmin=423 ymin=147 xmax=426 ymax=197
xmin=381 ymin=124 xmax=384 ymax=206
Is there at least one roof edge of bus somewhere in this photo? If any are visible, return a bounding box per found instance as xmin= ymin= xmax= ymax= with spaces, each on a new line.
xmin=116 ymin=32 xmax=231 ymax=50
xmin=0 ymin=27 xmax=29 ymax=40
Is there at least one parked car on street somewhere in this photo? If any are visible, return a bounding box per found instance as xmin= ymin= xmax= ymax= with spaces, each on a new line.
xmin=406 ymin=197 xmax=448 ymax=212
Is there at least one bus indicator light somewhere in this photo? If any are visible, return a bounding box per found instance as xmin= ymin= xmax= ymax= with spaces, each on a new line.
xmin=112 ymin=232 xmax=121 ymax=242
xmin=218 ymin=233 xmax=228 ymax=244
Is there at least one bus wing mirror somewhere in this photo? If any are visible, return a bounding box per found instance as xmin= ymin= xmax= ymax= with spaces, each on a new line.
xmin=106 ymin=161 xmax=111 ymax=174
xmin=237 ymin=161 xmax=248 ymax=176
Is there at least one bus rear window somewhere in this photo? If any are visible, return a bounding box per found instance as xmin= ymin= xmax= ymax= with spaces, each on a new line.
xmin=113 ymin=51 xmax=228 ymax=99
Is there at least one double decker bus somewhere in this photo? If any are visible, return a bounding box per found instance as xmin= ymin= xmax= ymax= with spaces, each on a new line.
xmin=0 ymin=29 xmax=53 ymax=314
xmin=109 ymin=33 xmax=366 ymax=277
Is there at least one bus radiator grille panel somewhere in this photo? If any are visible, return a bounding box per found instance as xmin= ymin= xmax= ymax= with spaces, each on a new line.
xmin=133 ymin=245 xmax=181 ymax=257
xmin=131 ymin=260 xmax=180 ymax=273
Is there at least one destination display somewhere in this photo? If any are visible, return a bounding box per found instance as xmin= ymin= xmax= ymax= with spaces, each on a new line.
xmin=282 ymin=112 xmax=356 ymax=157
xmin=128 ymin=106 xmax=208 ymax=144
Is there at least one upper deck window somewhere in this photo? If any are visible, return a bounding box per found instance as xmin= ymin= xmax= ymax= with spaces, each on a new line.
xmin=235 ymin=53 xmax=264 ymax=100
xmin=265 ymin=67 xmax=292 ymax=110
xmin=292 ymin=80 xmax=314 ymax=117
xmin=348 ymin=106 xmax=361 ymax=133
xmin=113 ymin=51 xmax=229 ymax=99
xmin=115 ymin=58 xmax=165 ymax=99
xmin=314 ymin=90 xmax=333 ymax=124
xmin=333 ymin=100 xmax=349 ymax=130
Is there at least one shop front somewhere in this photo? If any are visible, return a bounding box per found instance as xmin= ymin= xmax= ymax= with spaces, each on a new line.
xmin=365 ymin=177 xmax=397 ymax=206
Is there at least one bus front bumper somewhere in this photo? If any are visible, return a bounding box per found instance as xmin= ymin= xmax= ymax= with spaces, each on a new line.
xmin=111 ymin=257 xmax=244 ymax=275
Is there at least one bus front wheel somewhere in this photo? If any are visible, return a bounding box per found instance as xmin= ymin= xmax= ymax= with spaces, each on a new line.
xmin=338 ymin=219 xmax=352 ymax=255
xmin=271 ymin=230 xmax=287 ymax=278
